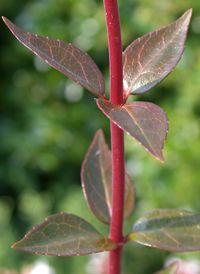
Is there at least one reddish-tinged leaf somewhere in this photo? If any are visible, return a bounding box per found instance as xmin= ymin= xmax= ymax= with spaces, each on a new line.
xmin=81 ymin=129 xmax=135 ymax=225
xmin=123 ymin=9 xmax=192 ymax=99
xmin=154 ymin=262 xmax=179 ymax=274
xmin=96 ymin=99 xmax=168 ymax=162
xmin=12 ymin=213 xmax=117 ymax=256
xmin=130 ymin=209 xmax=200 ymax=252
xmin=2 ymin=17 xmax=105 ymax=98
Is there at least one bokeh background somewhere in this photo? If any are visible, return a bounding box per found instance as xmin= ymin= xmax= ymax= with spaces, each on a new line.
xmin=0 ymin=0 xmax=200 ymax=273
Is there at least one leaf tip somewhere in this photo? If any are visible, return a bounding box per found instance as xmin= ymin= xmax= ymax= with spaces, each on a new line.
xmin=182 ymin=8 xmax=193 ymax=25
xmin=2 ymin=16 xmax=11 ymax=27
xmin=187 ymin=8 xmax=193 ymax=16
xmin=12 ymin=242 xmax=19 ymax=250
xmin=157 ymin=150 xmax=165 ymax=163
xmin=160 ymin=159 xmax=165 ymax=163
xmin=2 ymin=16 xmax=6 ymax=23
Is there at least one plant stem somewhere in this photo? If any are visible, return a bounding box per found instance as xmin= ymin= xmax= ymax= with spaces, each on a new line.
xmin=103 ymin=0 xmax=125 ymax=273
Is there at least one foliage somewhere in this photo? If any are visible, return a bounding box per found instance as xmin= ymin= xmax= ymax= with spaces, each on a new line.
xmin=0 ymin=0 xmax=200 ymax=274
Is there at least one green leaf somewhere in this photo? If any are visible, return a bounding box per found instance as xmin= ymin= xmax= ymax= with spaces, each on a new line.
xmin=12 ymin=213 xmax=117 ymax=256
xmin=2 ymin=17 xmax=105 ymax=98
xmin=153 ymin=262 xmax=179 ymax=274
xmin=123 ymin=9 xmax=192 ymax=98
xmin=130 ymin=209 xmax=200 ymax=252
xmin=96 ymin=99 xmax=168 ymax=162
xmin=81 ymin=129 xmax=135 ymax=224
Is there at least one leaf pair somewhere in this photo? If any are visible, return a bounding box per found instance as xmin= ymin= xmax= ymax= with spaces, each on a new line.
xmin=12 ymin=130 xmax=200 ymax=256
xmin=2 ymin=9 xmax=192 ymax=100
xmin=13 ymin=207 xmax=200 ymax=255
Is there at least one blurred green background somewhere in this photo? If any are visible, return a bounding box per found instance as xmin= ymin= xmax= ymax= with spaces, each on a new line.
xmin=0 ymin=0 xmax=200 ymax=273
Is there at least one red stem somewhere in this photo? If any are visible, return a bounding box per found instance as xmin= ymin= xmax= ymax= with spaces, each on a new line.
xmin=103 ymin=0 xmax=125 ymax=274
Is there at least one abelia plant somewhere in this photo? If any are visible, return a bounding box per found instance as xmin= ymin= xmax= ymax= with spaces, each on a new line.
xmin=2 ymin=1 xmax=199 ymax=273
